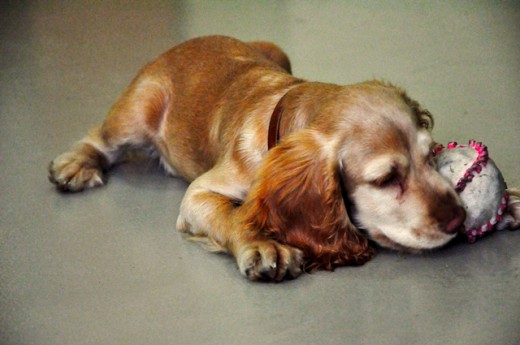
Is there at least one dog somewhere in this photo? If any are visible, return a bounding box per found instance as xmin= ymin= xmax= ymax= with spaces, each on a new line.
xmin=49 ymin=35 xmax=487 ymax=281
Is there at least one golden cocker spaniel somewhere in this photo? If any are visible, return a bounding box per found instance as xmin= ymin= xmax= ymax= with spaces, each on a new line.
xmin=49 ymin=35 xmax=484 ymax=281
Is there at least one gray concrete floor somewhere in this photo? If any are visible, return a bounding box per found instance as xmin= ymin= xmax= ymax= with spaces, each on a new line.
xmin=1 ymin=2 xmax=519 ymax=345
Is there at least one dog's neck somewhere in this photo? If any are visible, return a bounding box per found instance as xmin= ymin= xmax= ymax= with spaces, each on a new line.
xmin=267 ymin=81 xmax=342 ymax=150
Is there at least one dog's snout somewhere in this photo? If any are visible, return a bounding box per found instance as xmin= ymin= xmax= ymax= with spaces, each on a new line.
xmin=430 ymin=191 xmax=467 ymax=234
xmin=441 ymin=206 xmax=466 ymax=234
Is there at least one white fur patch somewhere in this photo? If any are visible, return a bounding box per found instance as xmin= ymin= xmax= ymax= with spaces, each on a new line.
xmin=237 ymin=124 xmax=265 ymax=168
xmin=312 ymin=131 xmax=338 ymax=160
xmin=416 ymin=130 xmax=433 ymax=157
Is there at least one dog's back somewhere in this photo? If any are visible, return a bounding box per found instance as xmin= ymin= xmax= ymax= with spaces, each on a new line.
xmin=139 ymin=36 xmax=296 ymax=179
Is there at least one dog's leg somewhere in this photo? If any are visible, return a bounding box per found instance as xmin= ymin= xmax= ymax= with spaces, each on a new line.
xmin=177 ymin=167 xmax=304 ymax=281
xmin=49 ymin=75 xmax=167 ymax=192
xmin=48 ymin=125 xmax=114 ymax=192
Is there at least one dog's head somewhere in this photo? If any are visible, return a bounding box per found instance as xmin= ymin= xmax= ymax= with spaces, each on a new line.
xmin=242 ymin=81 xmax=465 ymax=269
xmin=336 ymin=82 xmax=465 ymax=252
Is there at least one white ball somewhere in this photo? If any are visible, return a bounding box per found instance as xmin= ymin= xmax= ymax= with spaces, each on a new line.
xmin=435 ymin=142 xmax=507 ymax=241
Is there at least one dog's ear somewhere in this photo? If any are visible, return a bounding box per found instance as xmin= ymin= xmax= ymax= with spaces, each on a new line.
xmin=240 ymin=130 xmax=375 ymax=270
xmin=372 ymin=81 xmax=434 ymax=131
xmin=399 ymin=89 xmax=434 ymax=131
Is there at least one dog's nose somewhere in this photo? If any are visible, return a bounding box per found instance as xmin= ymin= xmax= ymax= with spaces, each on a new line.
xmin=441 ymin=206 xmax=466 ymax=234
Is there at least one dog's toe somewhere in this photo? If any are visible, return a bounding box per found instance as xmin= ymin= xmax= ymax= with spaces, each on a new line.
xmin=237 ymin=240 xmax=303 ymax=282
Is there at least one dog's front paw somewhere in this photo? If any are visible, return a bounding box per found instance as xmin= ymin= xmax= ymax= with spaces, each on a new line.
xmin=237 ymin=240 xmax=304 ymax=281
xmin=48 ymin=150 xmax=105 ymax=192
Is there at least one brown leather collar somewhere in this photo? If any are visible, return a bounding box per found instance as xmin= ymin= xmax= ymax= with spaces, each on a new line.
xmin=267 ymin=81 xmax=306 ymax=150
xmin=267 ymin=93 xmax=288 ymax=150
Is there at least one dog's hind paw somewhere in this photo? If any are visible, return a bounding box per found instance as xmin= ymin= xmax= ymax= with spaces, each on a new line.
xmin=48 ymin=148 xmax=106 ymax=192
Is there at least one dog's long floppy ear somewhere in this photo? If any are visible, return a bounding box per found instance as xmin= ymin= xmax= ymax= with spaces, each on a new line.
xmin=240 ymin=130 xmax=375 ymax=271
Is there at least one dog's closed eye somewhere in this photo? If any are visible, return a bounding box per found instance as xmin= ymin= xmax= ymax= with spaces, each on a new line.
xmin=364 ymin=154 xmax=408 ymax=188
xmin=372 ymin=168 xmax=401 ymax=188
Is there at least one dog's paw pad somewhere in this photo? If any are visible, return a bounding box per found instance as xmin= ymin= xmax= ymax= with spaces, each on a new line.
xmin=237 ymin=240 xmax=303 ymax=281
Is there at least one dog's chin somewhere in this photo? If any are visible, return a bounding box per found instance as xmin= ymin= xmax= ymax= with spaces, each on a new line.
xmin=362 ymin=228 xmax=456 ymax=254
